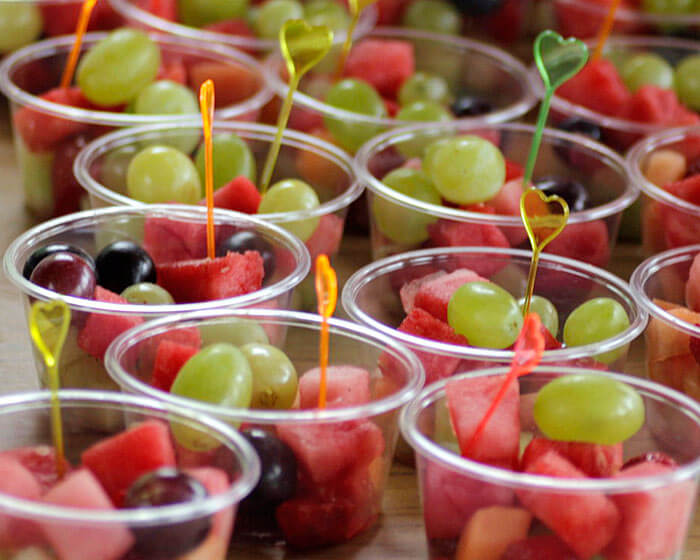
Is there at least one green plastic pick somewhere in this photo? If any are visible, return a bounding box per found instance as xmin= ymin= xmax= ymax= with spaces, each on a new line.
xmin=260 ymin=20 xmax=334 ymax=193
xmin=29 ymin=299 xmax=71 ymax=479
xmin=523 ymin=30 xmax=589 ymax=186
xmin=335 ymin=0 xmax=378 ymax=78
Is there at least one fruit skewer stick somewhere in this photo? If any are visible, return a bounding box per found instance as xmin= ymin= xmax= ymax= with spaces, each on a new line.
xmin=199 ymin=79 xmax=216 ymax=260
xmin=315 ymin=254 xmax=337 ymax=409
xmin=60 ymin=0 xmax=99 ymax=89
xmin=592 ymin=0 xmax=622 ymax=62
xmin=334 ymin=0 xmax=378 ymax=79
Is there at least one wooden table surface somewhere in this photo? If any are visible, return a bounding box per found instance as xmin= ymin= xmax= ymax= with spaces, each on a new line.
xmin=0 ymin=100 xmax=699 ymax=559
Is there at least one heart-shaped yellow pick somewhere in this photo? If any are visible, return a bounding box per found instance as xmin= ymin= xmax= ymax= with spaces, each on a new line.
xmin=280 ymin=19 xmax=334 ymax=80
xmin=30 ymin=299 xmax=70 ymax=371
xmin=534 ymin=30 xmax=589 ymax=91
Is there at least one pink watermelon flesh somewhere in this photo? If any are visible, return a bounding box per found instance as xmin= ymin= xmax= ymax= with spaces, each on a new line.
xmin=516 ymin=451 xmax=620 ymax=559
xmin=445 ymin=374 xmax=520 ymax=468
xmin=501 ymin=534 xmax=579 ymax=560
xmin=77 ymin=286 xmax=144 ymax=360
xmin=604 ymin=461 xmax=695 ymax=560
xmin=298 ymin=365 xmax=371 ymax=409
xmin=199 ymin=175 xmax=261 ymax=214
xmin=665 ymin=173 xmax=700 ymax=207
xmin=156 ymin=250 xmax=264 ymax=303
xmin=343 ymin=39 xmax=414 ymax=98
xmin=186 ymin=467 xmax=234 ymax=542
xmin=557 ymin=59 xmax=631 ymax=116
xmin=399 ymin=271 xmax=446 ymax=314
xmin=151 ymin=340 xmax=199 ymax=391
xmin=41 ymin=469 xmax=134 ymax=560
xmin=305 ymin=213 xmax=344 ymax=262
xmin=276 ymin=420 xmax=384 ymax=486
xmin=621 ymin=85 xmax=700 ymax=127
xmin=687 ymin=253 xmax=700 ymax=312
xmin=521 ymin=437 xmax=623 ymax=478
xmin=545 ymin=220 xmax=611 ymax=268
xmin=412 ymin=268 xmax=486 ymax=322
xmin=0 ymin=445 xmax=72 ymax=494
xmin=81 ymin=420 xmax=176 ymax=506
xmin=143 ymin=215 xmax=208 ymax=265
xmin=0 ymin=456 xmax=44 ymax=549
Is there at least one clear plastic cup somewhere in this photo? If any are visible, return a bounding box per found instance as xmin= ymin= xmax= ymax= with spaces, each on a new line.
xmin=630 ymin=244 xmax=700 ymax=401
xmin=400 ymin=366 xmax=700 ymax=560
xmin=3 ymin=204 xmax=310 ymax=395
xmin=0 ymin=31 xmax=272 ymax=218
xmin=104 ymin=307 xmax=425 ymax=549
xmin=263 ymin=27 xmax=537 ymax=154
xmin=109 ymin=0 xmax=377 ymax=57
xmin=356 ymin=121 xmax=637 ymax=267
xmin=626 ymin=125 xmax=700 ymax=255
xmin=342 ymin=246 xmax=647 ymax=385
xmin=0 ymin=389 xmax=260 ymax=560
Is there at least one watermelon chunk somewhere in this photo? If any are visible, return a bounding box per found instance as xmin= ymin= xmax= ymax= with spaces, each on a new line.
xmin=516 ymin=451 xmax=620 ymax=559
xmin=199 ymin=175 xmax=261 ymax=214
xmin=621 ymin=85 xmax=700 ymax=127
xmin=151 ymin=340 xmax=199 ymax=392
xmin=136 ymin=0 xmax=178 ymax=20
xmin=399 ymin=271 xmax=446 ymax=314
xmin=504 ymin=159 xmax=524 ymax=182
xmin=521 ymin=437 xmax=623 ymax=477
xmin=343 ymin=39 xmax=414 ymax=98
xmin=81 ymin=420 xmax=176 ymax=506
xmin=157 ymin=57 xmax=188 ymax=85
xmin=305 ymin=213 xmax=344 ymax=262
xmin=557 ymin=59 xmax=631 ymax=117
xmin=188 ymin=62 xmax=259 ymax=108
xmin=455 ymin=505 xmax=532 ymax=560
xmin=687 ymin=253 xmax=700 ymax=312
xmin=665 ymin=173 xmax=700 ymax=207
xmin=0 ymin=456 xmax=43 ymax=549
xmin=445 ymin=374 xmax=520 ymax=468
xmin=156 ymin=251 xmax=264 ymax=303
xmin=142 ymin=215 xmax=208 ymax=265
xmin=0 ymin=445 xmax=72 ymax=493
xmin=413 ymin=268 xmax=486 ymax=322
xmin=41 ymin=469 xmax=134 ymax=560
xmin=502 ymin=534 xmax=578 ymax=560
xmin=203 ymin=18 xmax=255 ymax=39
xmin=52 ymin=134 xmax=92 ymax=217
xmin=545 ymin=220 xmax=610 ymax=268
xmin=77 ymin=287 xmax=144 ymax=360
xmin=298 ymin=365 xmax=371 ymax=409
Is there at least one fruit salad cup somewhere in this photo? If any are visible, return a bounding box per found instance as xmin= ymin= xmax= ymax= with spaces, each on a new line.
xmin=400 ymin=366 xmax=700 ymax=560
xmin=3 ymin=205 xmax=310 ymax=397
xmin=110 ymin=0 xmax=377 ymax=57
xmin=356 ymin=121 xmax=636 ymax=266
xmin=630 ymin=244 xmax=700 ymax=401
xmin=627 ymin=125 xmax=700 ymax=254
xmin=0 ymin=389 xmax=260 ymax=560
xmin=0 ymin=31 xmax=272 ymax=218
xmin=104 ymin=308 xmax=425 ymax=550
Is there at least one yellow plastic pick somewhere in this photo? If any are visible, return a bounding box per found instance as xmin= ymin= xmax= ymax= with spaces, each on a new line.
xmin=260 ymin=20 xmax=333 ymax=193
xmin=592 ymin=0 xmax=622 ymax=62
xmin=519 ymin=188 xmax=569 ymax=315
xmin=29 ymin=300 xmax=70 ymax=479
xmin=199 ymin=79 xmax=216 ymax=260
xmin=334 ymin=0 xmax=378 ymax=79
xmin=315 ymin=254 xmax=337 ymax=409
xmin=60 ymin=0 xmax=99 ymax=89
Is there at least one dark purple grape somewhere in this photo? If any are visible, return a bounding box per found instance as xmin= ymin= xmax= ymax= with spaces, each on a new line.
xmin=95 ymin=241 xmax=156 ymax=294
xmin=23 ymin=244 xmax=95 ymax=280
xmin=240 ymin=428 xmax=297 ymax=506
xmin=217 ymin=231 xmax=275 ymax=279
xmin=450 ymin=95 xmax=493 ymax=117
xmin=29 ymin=252 xmax=96 ymax=299
xmin=534 ymin=176 xmax=589 ymax=213
xmin=687 ymin=157 xmax=700 ymax=177
xmin=124 ymin=468 xmax=211 ymax=559
xmin=449 ymin=0 xmax=504 ymax=16
xmin=556 ymin=117 xmax=602 ymax=143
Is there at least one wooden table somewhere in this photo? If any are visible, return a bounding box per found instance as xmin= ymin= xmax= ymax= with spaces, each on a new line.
xmin=1 ymin=100 xmax=699 ymax=559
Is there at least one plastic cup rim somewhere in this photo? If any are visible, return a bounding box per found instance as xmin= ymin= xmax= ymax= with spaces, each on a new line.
xmin=553 ymin=0 xmax=700 ymax=26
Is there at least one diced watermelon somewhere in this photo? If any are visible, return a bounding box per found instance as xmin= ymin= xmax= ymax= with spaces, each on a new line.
xmin=502 ymin=534 xmax=578 ymax=560
xmin=400 ymin=271 xmax=447 ymax=314
xmin=40 ymin=0 xmax=122 ymax=36
xmin=0 ymin=446 xmax=71 ymax=494
xmin=665 ymin=173 xmax=700 ymax=207
xmin=504 ymin=159 xmax=524 ymax=182
xmin=52 ymin=134 xmax=91 ymax=217
xmin=413 ymin=268 xmax=486 ymax=322
xmin=554 ymin=0 xmax=639 ymax=38
xmin=660 ymin=202 xmax=700 ymax=250
xmin=482 ymin=0 xmax=526 ymax=43
xmin=199 ymin=175 xmax=261 ymax=214
xmin=276 ymin=420 xmax=384 ymax=486
xmin=77 ymin=287 xmax=144 ymax=360
xmin=490 ymin=178 xmax=524 ymax=219
xmin=298 ymin=365 xmax=371 ymax=409
xmin=151 ymin=340 xmax=199 ymax=391
xmin=521 ymin=437 xmax=623 ymax=477
xmin=143 ymin=214 xmax=209 ymax=265
xmin=383 ymin=97 xmax=400 ymax=117
xmin=81 ymin=420 xmax=176 ymax=506
xmin=516 ymin=451 xmax=620 ymax=559
xmin=557 ymin=59 xmax=631 ymax=117
xmin=287 ymin=104 xmax=325 ymax=133
xmin=186 ymin=467 xmax=234 ymax=542
xmin=343 ymin=39 xmax=414 ymax=98
xmin=545 ymin=220 xmax=611 ymax=267
xmin=156 ymin=57 xmax=188 ymax=85
xmin=156 ymin=250 xmax=264 ymax=303
xmin=604 ymin=462 xmax=695 ymax=560
xmin=375 ymin=0 xmax=409 ymax=24
xmin=203 ymin=18 xmax=255 ymax=39
xmin=621 ymin=85 xmax=700 ymax=127
xmin=446 ymin=374 xmax=520 ymax=468
xmin=687 ymin=254 xmax=700 ymax=312
xmin=455 ymin=505 xmax=532 ymax=560
xmin=188 ymin=62 xmax=260 ymax=108
xmin=41 ymin=469 xmax=134 ymax=560
xmin=0 ymin=456 xmax=43 ymax=549
xmin=136 ymin=0 xmax=178 ymax=20
xmin=305 ymin=213 xmax=344 ymax=262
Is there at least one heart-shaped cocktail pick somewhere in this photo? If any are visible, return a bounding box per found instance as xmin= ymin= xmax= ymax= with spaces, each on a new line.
xmin=60 ymin=0 xmax=99 ymax=89
xmin=29 ymin=299 xmax=71 ymax=478
xmin=315 ymin=254 xmax=337 ymax=409
xmin=260 ymin=20 xmax=334 ymax=193
xmin=334 ymin=0 xmax=379 ymax=78
xmin=199 ymin=79 xmax=216 ymax=260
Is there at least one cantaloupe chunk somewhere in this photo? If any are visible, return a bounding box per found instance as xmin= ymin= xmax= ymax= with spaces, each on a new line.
xmin=455 ymin=506 xmax=532 ymax=560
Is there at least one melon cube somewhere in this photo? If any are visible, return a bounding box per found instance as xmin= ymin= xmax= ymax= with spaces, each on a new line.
xmin=455 ymin=505 xmax=532 ymax=560
xmin=557 ymin=59 xmax=630 ymax=116
xmin=151 ymin=340 xmax=200 ymax=391
xmin=545 ymin=219 xmax=611 ymax=268
xmin=0 ymin=445 xmax=72 ymax=494
xmin=646 ymin=305 xmax=700 ymax=363
xmin=143 ymin=215 xmax=207 ymax=265
xmin=399 ymin=271 xmax=446 ymax=314
xmin=521 ymin=437 xmax=623 ymax=478
xmin=0 ymin=456 xmax=43 ymax=549
xmin=199 ymin=175 xmax=261 ymax=214
xmin=643 ymin=149 xmax=687 ymax=187
xmin=298 ymin=365 xmax=371 ymax=409
xmin=305 ymin=213 xmax=344 ymax=262
xmin=343 ymin=39 xmax=414 ymax=98
xmin=413 ymin=268 xmax=486 ymax=322
xmin=665 ymin=173 xmax=700 ymax=207
xmin=686 ymin=253 xmax=700 ymax=312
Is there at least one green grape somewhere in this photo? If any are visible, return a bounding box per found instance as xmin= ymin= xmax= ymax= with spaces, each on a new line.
xmin=398 ymin=72 xmax=452 ymax=106
xmin=447 ymin=281 xmax=523 ymax=349
xmin=304 ymin=0 xmax=350 ymax=31
xmin=77 ymin=29 xmax=161 ymax=107
xmin=170 ymin=343 xmax=253 ymax=450
xmin=100 ymin=145 xmax=138 ymax=195
xmin=563 ymin=297 xmax=630 ymax=365
xmin=17 ymin=140 xmax=54 ymax=217
xmin=518 ymin=295 xmax=559 ymax=337
xmin=254 ymin=0 xmax=304 ymax=39
xmin=199 ymin=318 xmax=269 ymax=347
xmin=241 ymin=343 xmax=298 ymax=410
xmin=323 ymin=79 xmax=387 ymax=153
xmin=396 ymin=101 xmax=452 ymax=158
xmin=533 ymin=374 xmax=645 ymax=445
xmin=371 ymin=167 xmax=441 ymax=244
xmin=178 ymin=0 xmax=249 ymax=26
xmin=194 ymin=133 xmax=256 ymax=191
xmin=424 ymin=135 xmax=505 ymax=204
xmin=130 ymin=80 xmax=198 ymax=115
xmin=642 ymin=0 xmax=694 ymax=12
xmin=0 ymin=3 xmax=43 ymax=54
xmin=421 ymin=136 xmax=452 ymax=173
xmin=621 ymin=54 xmax=674 ymax=93
xmin=675 ymin=54 xmax=700 ymax=112
xmin=258 ymin=179 xmax=321 ymax=242
xmin=401 ymin=0 xmax=461 ymax=35
xmin=126 ymin=145 xmax=202 ymax=204
xmin=120 ymin=283 xmax=174 ymax=305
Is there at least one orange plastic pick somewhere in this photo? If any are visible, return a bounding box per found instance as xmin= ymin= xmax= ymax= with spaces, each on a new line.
xmin=464 ymin=313 xmax=544 ymax=457
xmin=315 ymin=254 xmax=337 ymax=409
xmin=60 ymin=0 xmax=99 ymax=89
xmin=592 ymin=0 xmax=622 ymax=61
xmin=199 ymin=79 xmax=216 ymax=260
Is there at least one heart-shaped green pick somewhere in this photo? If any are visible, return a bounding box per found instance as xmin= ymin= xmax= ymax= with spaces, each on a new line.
xmin=534 ymin=30 xmax=589 ymax=91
